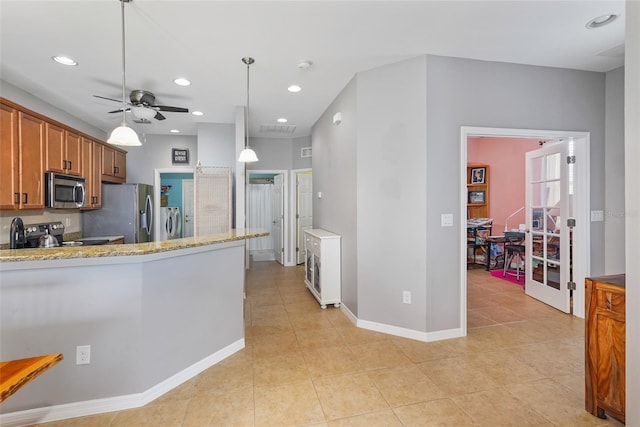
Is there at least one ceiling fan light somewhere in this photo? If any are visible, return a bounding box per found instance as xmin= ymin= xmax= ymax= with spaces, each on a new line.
xmin=131 ymin=106 xmax=156 ymax=120
xmin=238 ymin=147 xmax=259 ymax=163
xmin=108 ymin=124 xmax=142 ymax=146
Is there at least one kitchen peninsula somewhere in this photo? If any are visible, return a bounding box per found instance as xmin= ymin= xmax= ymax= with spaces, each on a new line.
xmin=0 ymin=229 xmax=267 ymax=426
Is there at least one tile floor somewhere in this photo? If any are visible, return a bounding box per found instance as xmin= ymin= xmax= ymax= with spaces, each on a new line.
xmin=37 ymin=263 xmax=624 ymax=427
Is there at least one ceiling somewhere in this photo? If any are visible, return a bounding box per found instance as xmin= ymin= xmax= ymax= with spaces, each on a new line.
xmin=0 ymin=1 xmax=626 ymax=140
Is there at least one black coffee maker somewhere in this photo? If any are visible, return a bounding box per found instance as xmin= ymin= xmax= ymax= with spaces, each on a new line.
xmin=9 ymin=217 xmax=26 ymax=249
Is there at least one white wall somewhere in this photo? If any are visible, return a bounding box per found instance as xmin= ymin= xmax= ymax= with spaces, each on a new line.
xmin=125 ymin=134 xmax=198 ymax=185
xmin=604 ymin=67 xmax=625 ymax=275
xmin=625 ymin=1 xmax=639 ymax=424
xmin=197 ymin=123 xmax=236 ymax=169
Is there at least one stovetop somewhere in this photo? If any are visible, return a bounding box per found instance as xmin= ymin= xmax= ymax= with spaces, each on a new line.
xmin=24 ymin=221 xmax=65 ymax=248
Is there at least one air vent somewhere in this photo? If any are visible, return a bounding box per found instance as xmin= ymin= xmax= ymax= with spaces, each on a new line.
xmin=301 ymin=147 xmax=312 ymax=158
xmin=259 ymin=124 xmax=297 ymax=134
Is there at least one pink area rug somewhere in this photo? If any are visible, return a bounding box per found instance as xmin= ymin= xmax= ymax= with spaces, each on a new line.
xmin=490 ymin=269 xmax=524 ymax=286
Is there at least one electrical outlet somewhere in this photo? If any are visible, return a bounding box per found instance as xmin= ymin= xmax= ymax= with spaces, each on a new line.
xmin=76 ymin=345 xmax=91 ymax=365
xmin=402 ymin=291 xmax=412 ymax=304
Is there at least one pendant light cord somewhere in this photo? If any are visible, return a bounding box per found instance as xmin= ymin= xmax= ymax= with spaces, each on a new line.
xmin=242 ymin=57 xmax=254 ymax=148
xmin=120 ymin=0 xmax=127 ymax=126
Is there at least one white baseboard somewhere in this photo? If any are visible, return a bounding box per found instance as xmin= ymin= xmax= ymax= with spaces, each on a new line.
xmin=340 ymin=303 xmax=463 ymax=342
xmin=0 ymin=339 xmax=245 ymax=427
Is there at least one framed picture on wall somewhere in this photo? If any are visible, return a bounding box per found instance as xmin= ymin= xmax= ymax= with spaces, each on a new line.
xmin=470 ymin=167 xmax=485 ymax=184
xmin=172 ymin=148 xmax=189 ymax=164
xmin=468 ymin=190 xmax=486 ymax=204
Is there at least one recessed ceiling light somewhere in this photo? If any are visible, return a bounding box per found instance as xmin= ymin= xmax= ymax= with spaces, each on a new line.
xmin=52 ymin=56 xmax=77 ymax=66
xmin=192 ymin=111 xmax=204 ymax=116
xmin=170 ymin=129 xmax=180 ymax=133
xmin=277 ymin=118 xmax=288 ymax=123
xmin=174 ymin=78 xmax=191 ymax=86
xmin=288 ymin=85 xmax=302 ymax=93
xmin=585 ymin=14 xmax=618 ymax=29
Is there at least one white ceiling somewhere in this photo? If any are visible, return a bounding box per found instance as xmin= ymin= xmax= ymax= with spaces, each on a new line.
xmin=0 ymin=1 xmax=625 ymax=139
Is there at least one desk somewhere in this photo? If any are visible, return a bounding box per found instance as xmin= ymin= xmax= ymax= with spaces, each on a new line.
xmin=467 ymin=221 xmax=492 ymax=268
xmin=0 ymin=353 xmax=63 ymax=403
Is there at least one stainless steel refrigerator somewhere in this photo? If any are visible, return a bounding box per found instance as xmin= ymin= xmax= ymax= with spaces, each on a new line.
xmin=82 ymin=183 xmax=154 ymax=243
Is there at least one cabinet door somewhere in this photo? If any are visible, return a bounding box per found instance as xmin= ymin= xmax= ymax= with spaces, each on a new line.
xmin=594 ymin=312 xmax=625 ymax=417
xmin=102 ymin=144 xmax=116 ymax=178
xmin=65 ymin=131 xmax=82 ymax=176
xmin=114 ymin=150 xmax=126 ymax=180
xmin=18 ymin=112 xmax=45 ymax=209
xmin=45 ymin=122 xmax=65 ymax=173
xmin=92 ymin=140 xmax=102 ymax=207
xmin=0 ymin=103 xmax=19 ymax=209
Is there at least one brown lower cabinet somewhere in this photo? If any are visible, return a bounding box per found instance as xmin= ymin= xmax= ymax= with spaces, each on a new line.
xmin=585 ymin=274 xmax=625 ymax=424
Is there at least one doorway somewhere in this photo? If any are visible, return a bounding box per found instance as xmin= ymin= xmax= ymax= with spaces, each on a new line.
xmin=293 ymin=169 xmax=313 ymax=265
xmin=154 ymin=167 xmax=194 ymax=241
xmin=460 ymin=127 xmax=590 ymax=335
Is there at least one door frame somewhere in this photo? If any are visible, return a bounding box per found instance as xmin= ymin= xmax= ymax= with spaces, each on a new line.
xmin=459 ymin=126 xmax=591 ymax=334
xmin=247 ymin=169 xmax=291 ymax=265
xmin=154 ymin=167 xmax=194 ymax=242
xmin=291 ymin=168 xmax=313 ymax=265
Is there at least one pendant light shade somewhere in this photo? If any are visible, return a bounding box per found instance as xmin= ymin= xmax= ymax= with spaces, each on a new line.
xmin=238 ymin=57 xmax=258 ymax=163
xmin=109 ymin=0 xmax=141 ymax=147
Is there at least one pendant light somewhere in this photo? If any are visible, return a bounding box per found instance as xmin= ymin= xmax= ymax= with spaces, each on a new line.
xmin=107 ymin=0 xmax=141 ymax=146
xmin=238 ymin=57 xmax=258 ymax=162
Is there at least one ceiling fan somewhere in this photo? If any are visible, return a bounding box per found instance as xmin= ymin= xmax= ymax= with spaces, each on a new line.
xmin=95 ymin=89 xmax=189 ymax=121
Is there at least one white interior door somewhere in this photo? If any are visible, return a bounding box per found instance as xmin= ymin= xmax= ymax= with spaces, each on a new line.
xmin=273 ymin=174 xmax=284 ymax=264
xmin=296 ymin=172 xmax=313 ymax=264
xmin=182 ymin=179 xmax=194 ymax=238
xmin=525 ymin=141 xmax=571 ymax=313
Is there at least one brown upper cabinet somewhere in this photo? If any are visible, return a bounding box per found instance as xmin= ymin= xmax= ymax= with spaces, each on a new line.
xmin=102 ymin=144 xmax=126 ymax=184
xmin=1 ymin=98 xmax=126 ymax=210
xmin=0 ymin=103 xmax=45 ymax=210
xmin=45 ymin=123 xmax=81 ymax=176
xmin=81 ymin=137 xmax=102 ymax=208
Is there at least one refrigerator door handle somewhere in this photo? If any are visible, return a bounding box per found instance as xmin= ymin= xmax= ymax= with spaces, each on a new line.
xmin=145 ymin=194 xmax=153 ymax=237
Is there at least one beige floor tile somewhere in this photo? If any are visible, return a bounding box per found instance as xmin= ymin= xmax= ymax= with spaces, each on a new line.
xmin=285 ymin=298 xmax=323 ymax=315
xmin=296 ymin=327 xmax=347 ymax=350
xmin=252 ymin=332 xmax=300 ymax=359
xmin=418 ymin=356 xmax=499 ymax=395
xmin=313 ymin=372 xmax=389 ymax=420
xmin=254 ymin=380 xmax=325 ymax=427
xmin=367 ymin=363 xmax=446 ymax=407
xmin=327 ymin=409 xmax=403 ymax=426
xmin=36 ymin=413 xmax=118 ymax=427
xmin=349 ymin=340 xmax=413 ymax=371
xmin=336 ymin=325 xmax=390 ymax=346
xmin=464 ymin=349 xmax=546 ymax=385
xmin=391 ymin=337 xmax=461 ymax=363
xmin=507 ymin=338 xmax=584 ymax=377
xmin=302 ymin=346 xmax=363 ymax=378
xmin=472 ymin=304 xmax=527 ymax=323
xmin=109 ymin=400 xmax=189 ymax=427
xmin=192 ymin=360 xmax=254 ymax=397
xmin=504 ymin=378 xmax=603 ymax=425
xmin=183 ymin=386 xmax=254 ymax=427
xmin=288 ymin=311 xmax=335 ymax=331
xmin=392 ymin=398 xmax=475 ymax=426
xmin=467 ymin=309 xmax=499 ymax=328
xmin=249 ymin=314 xmax=293 ymax=336
xmin=451 ymin=387 xmax=552 ymax=426
xmin=253 ymin=351 xmax=311 ymax=387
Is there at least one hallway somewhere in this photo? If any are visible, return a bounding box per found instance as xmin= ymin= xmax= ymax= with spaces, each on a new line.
xmin=39 ymin=264 xmax=622 ymax=426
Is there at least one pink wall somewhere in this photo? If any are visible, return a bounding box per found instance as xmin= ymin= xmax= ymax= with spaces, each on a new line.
xmin=468 ymin=137 xmax=541 ymax=233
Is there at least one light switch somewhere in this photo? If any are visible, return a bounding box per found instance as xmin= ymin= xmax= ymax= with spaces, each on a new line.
xmin=590 ymin=210 xmax=604 ymax=222
xmin=441 ymin=213 xmax=454 ymax=227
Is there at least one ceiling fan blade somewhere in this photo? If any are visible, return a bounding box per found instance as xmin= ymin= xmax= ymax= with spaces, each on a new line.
xmin=155 ymin=106 xmax=189 ymax=113
xmin=154 ymin=112 xmax=166 ymax=121
xmin=108 ymin=108 xmax=130 ymax=114
xmin=94 ymin=95 xmax=121 ymax=103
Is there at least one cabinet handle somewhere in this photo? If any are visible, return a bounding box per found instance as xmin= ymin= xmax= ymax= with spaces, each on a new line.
xmin=63 ymin=160 xmax=68 ymax=169
xmin=14 ymin=193 xmax=20 ymax=204
xmin=606 ymin=299 xmax=611 ymax=310
xmin=22 ymin=193 xmax=28 ymax=204
xmin=68 ymin=160 xmax=72 ymax=170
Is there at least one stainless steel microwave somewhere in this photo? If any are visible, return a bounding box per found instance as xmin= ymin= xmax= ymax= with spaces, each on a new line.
xmin=45 ymin=173 xmax=86 ymax=208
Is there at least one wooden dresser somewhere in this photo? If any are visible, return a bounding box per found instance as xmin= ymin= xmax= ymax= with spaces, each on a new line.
xmin=585 ymin=274 xmax=625 ymax=423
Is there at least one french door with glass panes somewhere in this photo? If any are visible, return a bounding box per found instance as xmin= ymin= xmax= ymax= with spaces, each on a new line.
xmin=525 ymin=140 xmax=573 ymax=313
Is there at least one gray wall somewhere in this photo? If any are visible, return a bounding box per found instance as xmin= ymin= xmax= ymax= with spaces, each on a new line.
xmin=625 ymin=1 xmax=639 ymax=423
xmin=604 ymin=67 xmax=625 ymax=274
xmin=292 ymin=136 xmax=313 ymax=170
xmin=313 ymin=54 xmax=611 ymax=335
xmin=126 ymin=134 xmax=198 ymax=185
xmin=357 ymin=57 xmax=428 ymax=330
xmin=426 ymin=55 xmax=607 ymax=330
xmin=197 ymin=123 xmax=236 ymax=170
xmin=312 ymin=77 xmax=359 ymax=314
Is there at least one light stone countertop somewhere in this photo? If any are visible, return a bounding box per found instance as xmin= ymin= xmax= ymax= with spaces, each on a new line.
xmin=0 ymin=229 xmax=268 ymax=262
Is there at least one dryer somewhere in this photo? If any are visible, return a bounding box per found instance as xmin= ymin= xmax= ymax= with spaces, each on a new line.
xmin=159 ymin=207 xmax=181 ymax=240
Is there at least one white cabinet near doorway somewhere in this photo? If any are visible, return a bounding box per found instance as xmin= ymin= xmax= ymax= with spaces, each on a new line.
xmin=304 ymin=229 xmax=341 ymax=309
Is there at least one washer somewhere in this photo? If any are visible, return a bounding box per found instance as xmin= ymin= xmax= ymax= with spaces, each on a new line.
xmin=169 ymin=207 xmax=182 ymax=239
xmin=159 ymin=207 xmax=180 ymax=240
